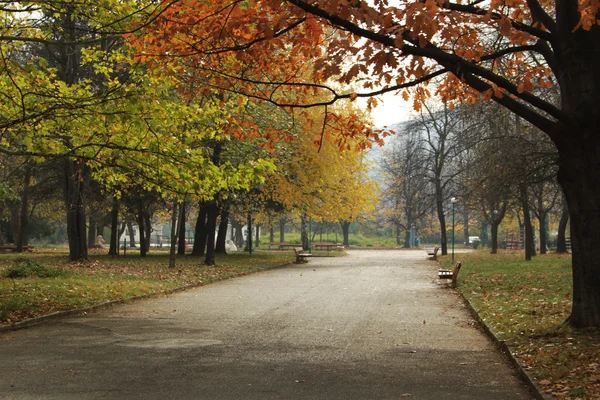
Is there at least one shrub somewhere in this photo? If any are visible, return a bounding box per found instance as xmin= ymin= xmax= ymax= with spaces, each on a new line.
xmin=1 ymin=259 xmax=68 ymax=279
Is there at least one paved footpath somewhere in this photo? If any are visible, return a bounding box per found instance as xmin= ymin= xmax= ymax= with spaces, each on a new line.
xmin=1 ymin=250 xmax=533 ymax=399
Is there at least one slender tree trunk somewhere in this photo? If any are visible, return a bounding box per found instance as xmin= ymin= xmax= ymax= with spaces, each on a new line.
xmin=109 ymin=198 xmax=119 ymax=256
xmin=169 ymin=200 xmax=178 ymax=269
xmin=403 ymin=228 xmax=410 ymax=248
xmin=255 ymin=224 xmax=260 ymax=248
xmin=463 ymin=204 xmax=469 ymax=245
xmin=556 ymin=200 xmax=569 ymax=253
xmin=215 ymin=204 xmax=229 ymax=254
xmin=436 ymin=196 xmax=448 ymax=255
xmin=16 ymin=166 xmax=32 ymax=252
xmin=177 ymin=200 xmax=187 ymax=255
xmin=192 ymin=203 xmax=208 ymax=256
xmin=64 ymin=158 xmax=88 ymax=261
xmin=395 ymin=223 xmax=401 ymax=246
xmin=269 ymin=224 xmax=274 ymax=243
xmin=538 ymin=212 xmax=548 ymax=255
xmin=144 ymin=213 xmax=151 ymax=253
xmin=520 ymin=184 xmax=535 ymax=260
xmin=204 ymin=201 xmax=219 ymax=266
xmin=137 ymin=201 xmax=146 ymax=257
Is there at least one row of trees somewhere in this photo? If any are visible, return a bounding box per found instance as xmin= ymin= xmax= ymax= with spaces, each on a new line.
xmin=3 ymin=0 xmax=599 ymax=327
xmin=0 ymin=1 xmax=379 ymax=267
xmin=380 ymin=99 xmax=565 ymax=260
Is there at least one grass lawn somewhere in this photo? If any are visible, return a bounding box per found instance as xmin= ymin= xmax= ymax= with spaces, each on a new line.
xmin=440 ymin=250 xmax=600 ymax=399
xmin=0 ymin=248 xmax=301 ymax=326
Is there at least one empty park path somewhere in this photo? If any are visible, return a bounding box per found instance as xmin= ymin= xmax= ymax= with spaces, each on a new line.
xmin=1 ymin=250 xmax=533 ymax=399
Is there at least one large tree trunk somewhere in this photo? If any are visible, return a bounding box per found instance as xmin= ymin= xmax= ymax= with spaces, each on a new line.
xmin=192 ymin=203 xmax=208 ymax=256
xmin=403 ymin=227 xmax=410 ymax=248
xmin=126 ymin=221 xmax=136 ymax=247
xmin=556 ymin=138 xmax=600 ymax=327
xmin=64 ymin=158 xmax=88 ymax=261
xmin=490 ymin=222 xmax=499 ymax=254
xmin=279 ymin=217 xmax=286 ymax=243
xmin=16 ymin=165 xmax=32 ymax=252
xmin=556 ymin=200 xmax=569 ymax=253
xmin=87 ymin=218 xmax=97 ymax=249
xmin=340 ymin=220 xmax=350 ymax=247
xmin=300 ymin=214 xmax=309 ymax=250
xmin=108 ymin=198 xmax=119 ymax=256
xmin=204 ymin=201 xmax=219 ymax=266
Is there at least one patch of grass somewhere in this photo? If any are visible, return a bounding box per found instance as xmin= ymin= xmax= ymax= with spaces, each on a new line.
xmin=0 ymin=250 xmax=293 ymax=325
xmin=440 ymin=251 xmax=600 ymax=399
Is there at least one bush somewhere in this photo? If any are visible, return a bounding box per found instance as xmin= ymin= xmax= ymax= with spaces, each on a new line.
xmin=1 ymin=259 xmax=68 ymax=279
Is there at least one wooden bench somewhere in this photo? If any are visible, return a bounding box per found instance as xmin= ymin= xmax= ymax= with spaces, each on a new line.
xmin=425 ymin=247 xmax=439 ymax=260
xmin=293 ymin=247 xmax=312 ymax=263
xmin=0 ymin=245 xmax=34 ymax=253
xmin=438 ymin=262 xmax=462 ymax=287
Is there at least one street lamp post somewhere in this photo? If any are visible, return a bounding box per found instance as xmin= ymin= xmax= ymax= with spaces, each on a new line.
xmin=451 ymin=197 xmax=458 ymax=264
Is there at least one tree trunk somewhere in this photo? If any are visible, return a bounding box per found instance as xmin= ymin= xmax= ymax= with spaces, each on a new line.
xmin=341 ymin=220 xmax=350 ymax=247
xmin=255 ymin=224 xmax=260 ymax=248
xmin=144 ymin=212 xmax=151 ymax=253
xmin=520 ymin=184 xmax=535 ymax=261
xmin=87 ymin=218 xmax=96 ymax=249
xmin=204 ymin=201 xmax=219 ymax=266
xmin=64 ymin=158 xmax=88 ymax=261
xmin=137 ymin=201 xmax=147 ymax=257
xmin=279 ymin=217 xmax=286 ymax=243
xmin=192 ymin=203 xmax=208 ymax=256
xmin=395 ymin=223 xmax=401 ymax=246
xmin=215 ymin=204 xmax=229 ymax=254
xmin=300 ymin=214 xmax=309 ymax=250
xmin=556 ymin=200 xmax=569 ymax=253
xmin=177 ymin=200 xmax=187 ymax=255
xmin=169 ymin=200 xmax=178 ymax=269
xmin=463 ymin=203 xmax=469 ymax=245
xmin=490 ymin=222 xmax=499 ymax=254
xmin=538 ymin=212 xmax=548 ymax=255
xmin=269 ymin=225 xmax=274 ymax=243
xmin=109 ymin=198 xmax=119 ymax=256
xmin=436 ymin=197 xmax=448 ymax=256
xmin=556 ymin=139 xmax=600 ymax=327
xmin=16 ymin=166 xmax=32 ymax=252
xmin=126 ymin=221 xmax=136 ymax=247
xmin=403 ymin=227 xmax=410 ymax=248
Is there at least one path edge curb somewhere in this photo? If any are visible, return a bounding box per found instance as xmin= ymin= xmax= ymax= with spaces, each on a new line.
xmin=0 ymin=261 xmax=292 ymax=334
xmin=456 ymin=289 xmax=554 ymax=400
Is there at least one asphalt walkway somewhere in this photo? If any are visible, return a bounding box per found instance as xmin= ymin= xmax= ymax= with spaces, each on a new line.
xmin=0 ymin=250 xmax=533 ymax=399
